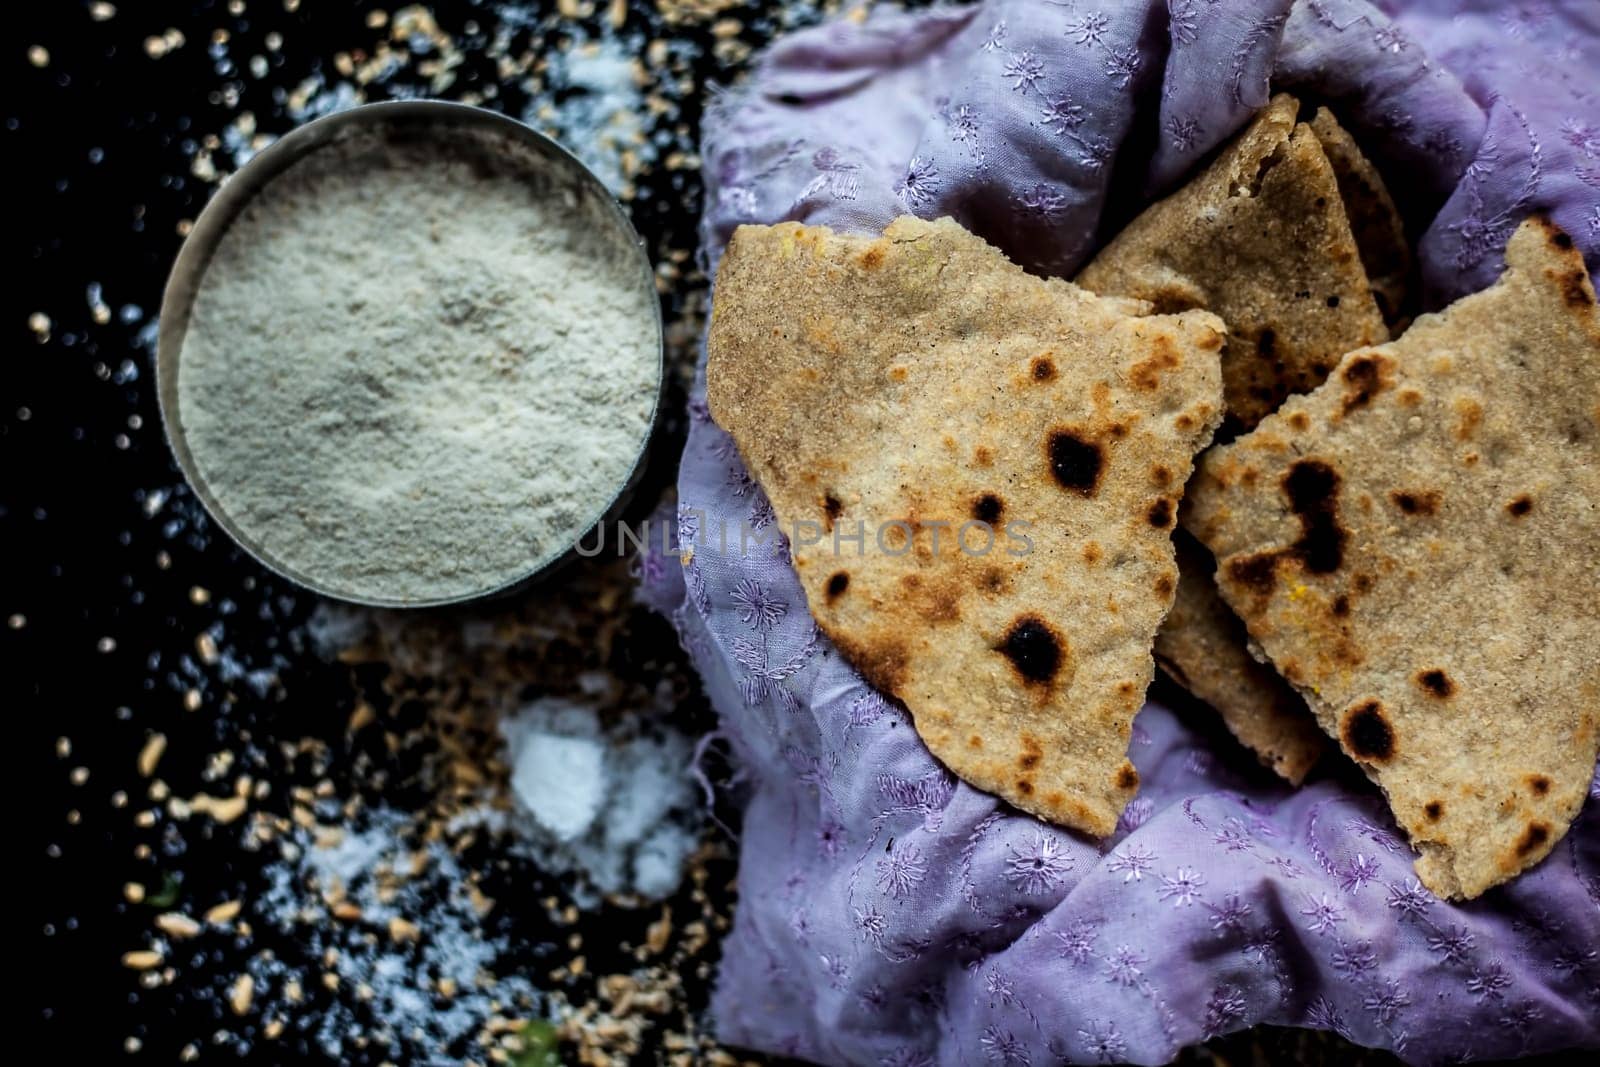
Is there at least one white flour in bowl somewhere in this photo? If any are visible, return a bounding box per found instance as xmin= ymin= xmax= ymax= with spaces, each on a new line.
xmin=175 ymin=121 xmax=659 ymax=604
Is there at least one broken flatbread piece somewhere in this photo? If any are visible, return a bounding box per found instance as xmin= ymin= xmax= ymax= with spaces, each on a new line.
xmin=707 ymin=216 xmax=1227 ymax=836
xmin=1077 ymin=94 xmax=1388 ymax=430
xmin=1186 ymin=216 xmax=1600 ymax=899
xmin=1080 ymin=94 xmax=1391 ymax=777
xmin=1309 ymin=107 xmax=1411 ymax=328
xmin=1156 ymin=534 xmax=1325 ymax=784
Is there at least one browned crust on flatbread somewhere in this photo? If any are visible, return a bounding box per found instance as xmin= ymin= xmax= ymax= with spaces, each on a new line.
xmin=707 ymin=216 xmax=1226 ymax=836
xmin=1186 ymin=217 xmax=1600 ymax=898
xmin=1156 ymin=535 xmax=1325 ymax=784
xmin=1077 ymin=94 xmax=1389 ymax=430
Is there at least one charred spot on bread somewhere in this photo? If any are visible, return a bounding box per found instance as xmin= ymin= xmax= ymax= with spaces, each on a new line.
xmin=1047 ymin=430 xmax=1104 ymax=496
xmin=825 ymin=571 xmax=850 ymax=602
xmin=1341 ymin=700 xmax=1395 ymax=763
xmin=1226 ymin=551 xmax=1281 ymax=594
xmin=1416 ymin=668 xmax=1454 ymax=699
xmin=972 ymin=493 xmax=1004 ymax=524
xmin=1340 ymin=354 xmax=1389 ymax=414
xmin=1390 ymin=489 xmax=1441 ymax=516
xmin=1514 ymin=821 xmax=1550 ymax=857
xmin=1284 ymin=459 xmax=1345 ymax=573
xmin=823 ymin=492 xmax=843 ymax=527
xmin=1147 ymin=498 xmax=1174 ymax=528
xmin=997 ymin=616 xmax=1064 ymax=686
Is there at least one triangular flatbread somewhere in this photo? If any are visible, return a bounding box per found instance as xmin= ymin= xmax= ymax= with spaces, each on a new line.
xmin=1077 ymin=94 xmax=1388 ymax=430
xmin=708 ymin=216 xmax=1227 ymax=835
xmin=1186 ymin=217 xmax=1600 ymax=898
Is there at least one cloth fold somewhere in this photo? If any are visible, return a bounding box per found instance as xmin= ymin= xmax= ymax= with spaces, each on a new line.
xmin=642 ymin=1 xmax=1600 ymax=1063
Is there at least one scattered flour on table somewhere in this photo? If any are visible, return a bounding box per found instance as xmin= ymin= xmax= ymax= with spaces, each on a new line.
xmin=305 ymin=603 xmax=703 ymax=906
xmin=177 ymin=124 xmax=658 ymax=604
xmin=254 ymin=806 xmax=540 ymax=1063
xmin=522 ymin=35 xmax=653 ymax=196
xmin=491 ymin=695 xmax=699 ymax=905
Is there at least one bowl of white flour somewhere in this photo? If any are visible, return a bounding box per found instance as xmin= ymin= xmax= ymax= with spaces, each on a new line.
xmin=158 ymin=102 xmax=663 ymax=607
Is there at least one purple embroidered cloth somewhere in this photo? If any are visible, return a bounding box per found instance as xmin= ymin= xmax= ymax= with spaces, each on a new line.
xmin=636 ymin=1 xmax=1600 ymax=1063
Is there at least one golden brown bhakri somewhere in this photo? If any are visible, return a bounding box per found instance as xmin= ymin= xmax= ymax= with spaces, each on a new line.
xmin=708 ymin=216 xmax=1228 ymax=836
xmin=1186 ymin=217 xmax=1600 ymax=898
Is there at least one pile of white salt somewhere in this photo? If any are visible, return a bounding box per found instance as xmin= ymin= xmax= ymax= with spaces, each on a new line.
xmin=174 ymin=122 xmax=659 ymax=604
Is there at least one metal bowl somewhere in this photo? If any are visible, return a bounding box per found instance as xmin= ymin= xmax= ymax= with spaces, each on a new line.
xmin=156 ymin=100 xmax=664 ymax=609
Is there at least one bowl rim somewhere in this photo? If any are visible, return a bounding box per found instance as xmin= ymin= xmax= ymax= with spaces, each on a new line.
xmin=156 ymin=99 xmax=665 ymax=609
